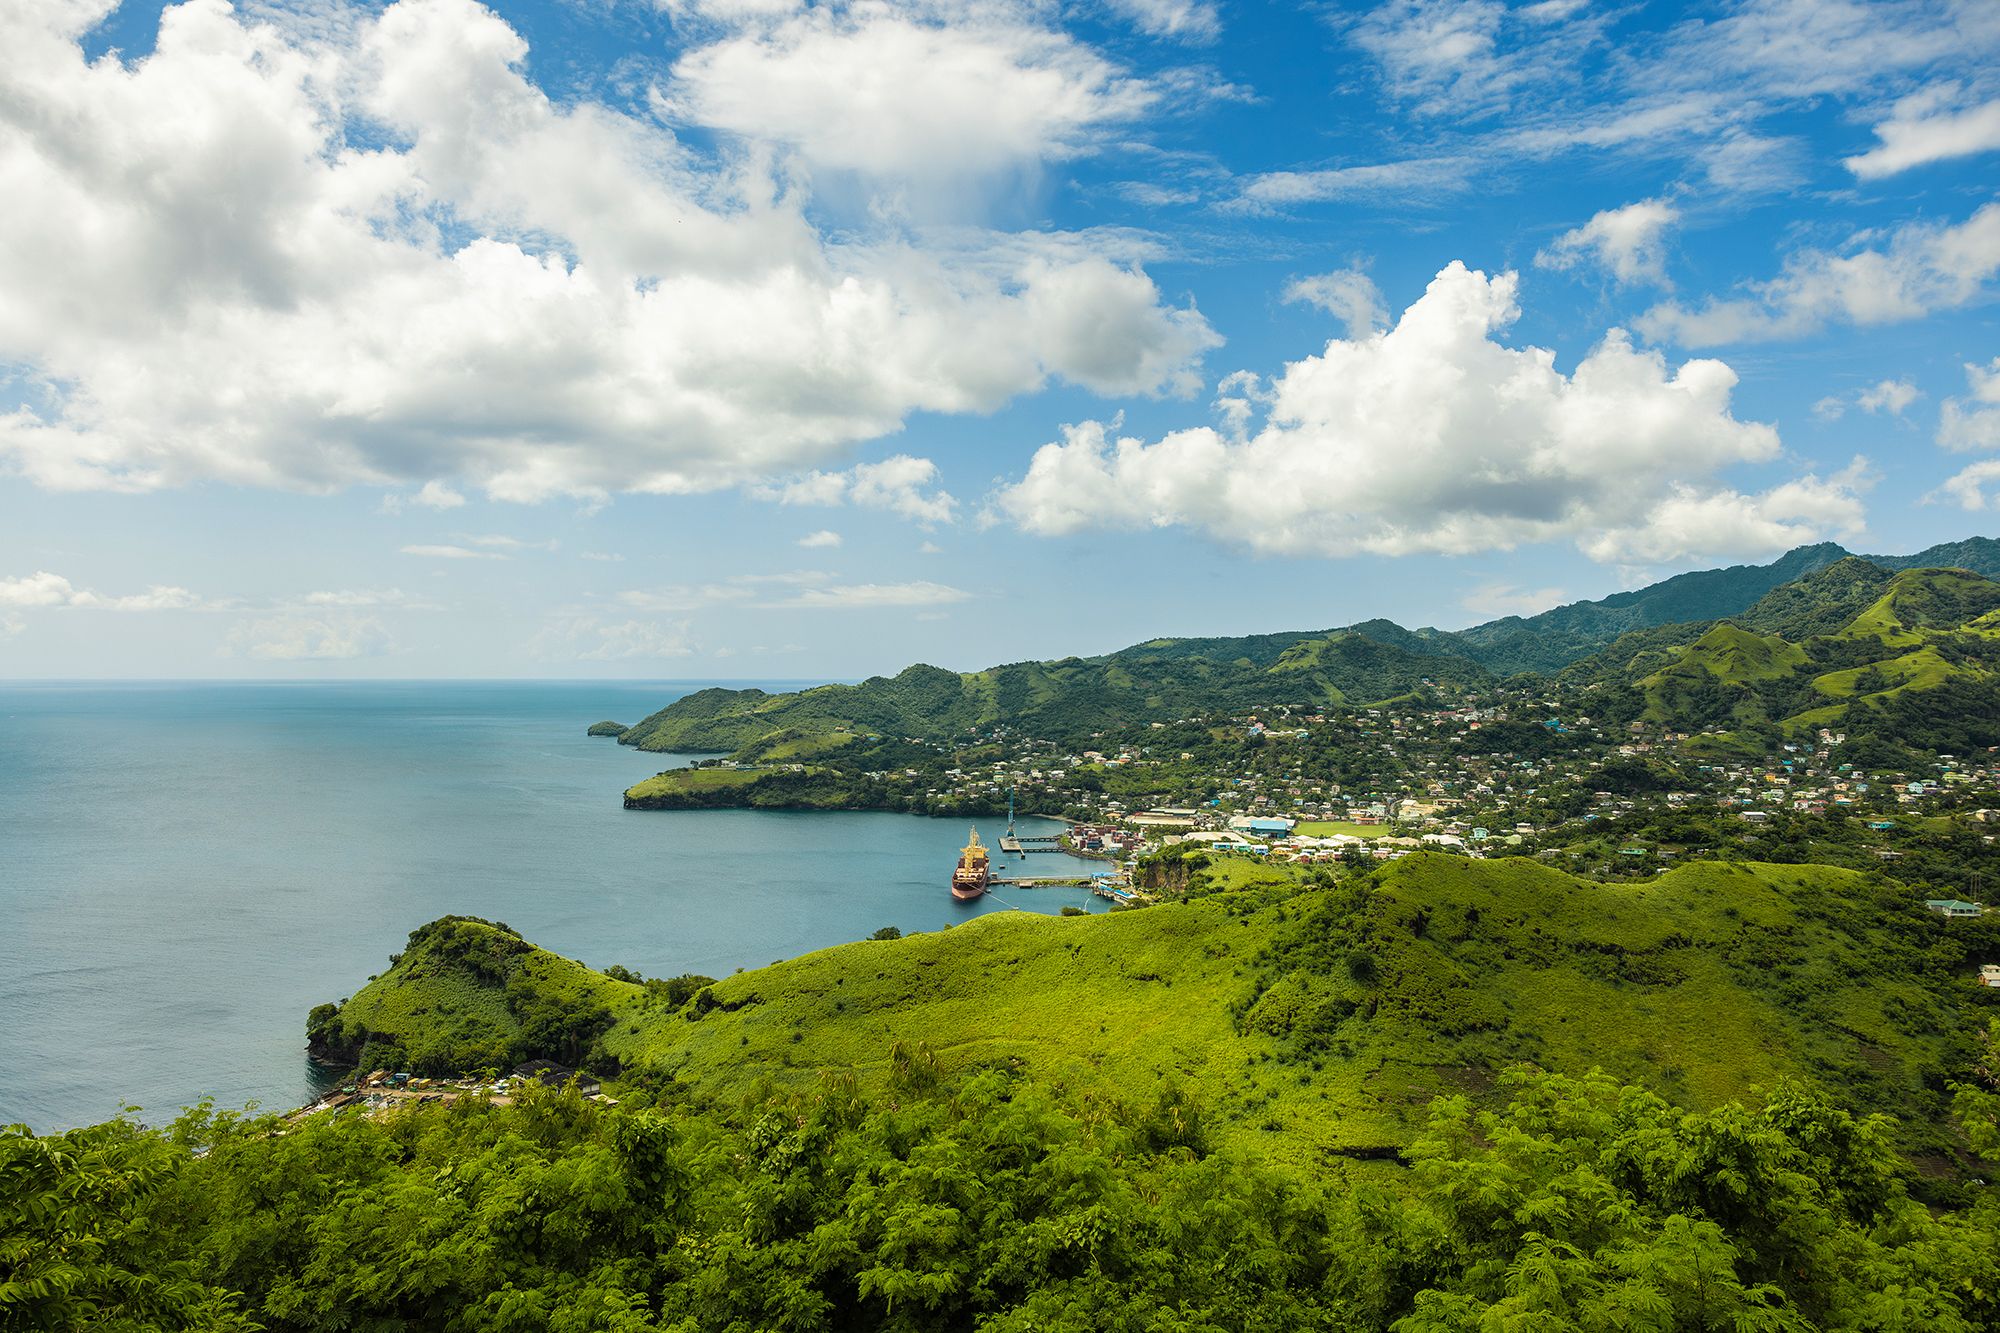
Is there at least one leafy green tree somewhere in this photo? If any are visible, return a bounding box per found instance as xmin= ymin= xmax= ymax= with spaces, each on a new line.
xmin=1954 ymin=1020 xmax=2000 ymax=1160
xmin=0 ymin=1117 xmax=257 ymax=1331
xmin=1325 ymin=1067 xmax=1999 ymax=1332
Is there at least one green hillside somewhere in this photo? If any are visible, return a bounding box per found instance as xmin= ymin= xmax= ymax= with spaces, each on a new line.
xmin=29 ymin=805 xmax=2000 ymax=1333
xmin=616 ymin=539 xmax=2000 ymax=756
xmin=1639 ymin=622 xmax=1808 ymax=693
xmin=315 ymin=855 xmax=1998 ymax=1166
xmin=1732 ymin=555 xmax=1896 ymax=639
xmin=617 ymin=563 xmax=2000 ymax=791
xmin=617 ymin=635 xmax=1491 ymax=753
xmin=1560 ymin=564 xmax=2000 ymax=751
xmin=1447 ymin=537 xmax=2000 ymax=674
xmin=1448 ymin=541 xmax=1856 ymax=674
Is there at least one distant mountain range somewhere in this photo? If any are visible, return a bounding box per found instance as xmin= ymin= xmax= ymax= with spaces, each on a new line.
xmin=1413 ymin=536 xmax=2000 ymax=676
xmin=618 ymin=536 xmax=2000 ymax=753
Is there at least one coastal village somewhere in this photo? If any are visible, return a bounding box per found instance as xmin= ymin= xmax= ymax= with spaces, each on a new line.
xmin=289 ymin=1062 xmax=619 ymax=1123
xmin=902 ymin=684 xmax=2000 ymax=935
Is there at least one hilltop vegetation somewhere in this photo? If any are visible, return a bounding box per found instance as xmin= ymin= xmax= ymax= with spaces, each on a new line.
xmin=617 ymin=635 xmax=1489 ymax=755
xmin=306 ymin=916 xmax=659 ymax=1076
xmin=1569 ymin=565 xmax=2000 ymax=756
xmin=16 ymin=853 xmax=2000 ymax=1331
xmin=310 ymin=856 xmax=2000 ymax=1168
xmin=19 ymin=1050 xmax=2000 ymax=1332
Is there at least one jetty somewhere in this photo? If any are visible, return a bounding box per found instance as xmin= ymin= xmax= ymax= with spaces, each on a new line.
xmin=998 ymin=833 xmax=1064 ymax=854
xmin=999 ymin=786 xmax=1067 ymax=854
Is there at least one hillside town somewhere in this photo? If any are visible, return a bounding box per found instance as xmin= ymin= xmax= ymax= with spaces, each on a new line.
xmin=799 ymin=682 xmax=2000 ymax=921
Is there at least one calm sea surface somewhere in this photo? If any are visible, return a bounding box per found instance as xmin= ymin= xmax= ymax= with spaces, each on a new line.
xmin=0 ymin=682 xmax=1106 ymax=1130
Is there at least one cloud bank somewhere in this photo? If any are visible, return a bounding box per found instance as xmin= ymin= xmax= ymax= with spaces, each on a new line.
xmin=0 ymin=0 xmax=1215 ymax=501
xmin=0 ymin=571 xmax=203 ymax=611
xmin=997 ymin=262 xmax=1866 ymax=566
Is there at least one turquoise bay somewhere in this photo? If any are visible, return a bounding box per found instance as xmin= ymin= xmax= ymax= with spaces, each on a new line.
xmin=0 ymin=682 xmax=1104 ymax=1130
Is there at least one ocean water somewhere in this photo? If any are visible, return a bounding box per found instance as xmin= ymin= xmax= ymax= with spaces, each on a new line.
xmin=0 ymin=682 xmax=1107 ymax=1130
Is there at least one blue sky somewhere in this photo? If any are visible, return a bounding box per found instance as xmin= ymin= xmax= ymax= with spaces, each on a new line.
xmin=2 ymin=0 xmax=1997 ymax=678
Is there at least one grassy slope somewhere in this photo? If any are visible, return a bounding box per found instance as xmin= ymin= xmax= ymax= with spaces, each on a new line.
xmin=624 ymin=768 xmax=772 ymax=800
xmin=1564 ymin=565 xmax=2000 ymax=743
xmin=1635 ymin=625 xmax=1808 ymax=719
xmin=330 ymin=918 xmax=642 ymax=1073
xmin=1345 ymin=858 xmax=1955 ymax=1117
xmin=327 ymin=856 xmax=1984 ymax=1168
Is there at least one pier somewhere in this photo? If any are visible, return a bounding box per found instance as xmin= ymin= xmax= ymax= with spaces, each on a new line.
xmin=988 ymin=874 xmax=1092 ymax=887
xmin=999 ymin=787 xmax=1067 ymax=855
xmin=998 ymin=833 xmax=1064 ymax=854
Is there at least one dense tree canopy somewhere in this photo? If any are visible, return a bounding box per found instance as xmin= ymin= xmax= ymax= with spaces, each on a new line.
xmin=5 ymin=1051 xmax=1996 ymax=1332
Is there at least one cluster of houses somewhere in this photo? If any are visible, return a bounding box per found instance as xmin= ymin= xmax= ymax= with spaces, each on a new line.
xmin=289 ymin=1062 xmax=615 ymax=1121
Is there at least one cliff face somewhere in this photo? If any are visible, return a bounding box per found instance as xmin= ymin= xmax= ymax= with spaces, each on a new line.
xmin=305 ymin=1002 xmax=365 ymax=1067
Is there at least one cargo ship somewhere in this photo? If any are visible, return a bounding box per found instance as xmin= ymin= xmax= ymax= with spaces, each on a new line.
xmin=951 ymin=827 xmax=991 ymax=901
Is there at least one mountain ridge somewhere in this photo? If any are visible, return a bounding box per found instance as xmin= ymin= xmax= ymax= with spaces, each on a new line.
xmin=618 ymin=536 xmax=2000 ymax=753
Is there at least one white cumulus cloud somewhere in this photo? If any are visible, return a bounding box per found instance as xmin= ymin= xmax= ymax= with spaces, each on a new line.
xmin=1537 ymin=199 xmax=1679 ymax=286
xmin=0 ymin=0 xmax=1214 ymax=500
xmin=1282 ymin=268 xmax=1388 ymax=340
xmin=0 ymin=571 xmax=204 ymax=610
xmin=412 ymin=481 xmax=468 ymax=510
xmin=1813 ymin=377 xmax=1923 ymax=421
xmin=1938 ymin=358 xmax=2000 ymax=460
xmin=1857 ymin=378 xmax=1922 ymax=415
xmin=1639 ymin=201 xmax=2000 ymax=345
xmin=1936 ymin=460 xmax=2000 ymax=510
xmin=756 ymin=454 xmax=959 ymax=524
xmin=996 ymin=261 xmax=1867 ymax=567
xmin=1846 ymin=85 xmax=2000 ymax=179
xmin=664 ymin=6 xmax=1156 ymax=189
xmin=797 ymin=529 xmax=843 ymax=548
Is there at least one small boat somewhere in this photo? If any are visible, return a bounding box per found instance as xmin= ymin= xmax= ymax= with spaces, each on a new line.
xmin=951 ymin=827 xmax=991 ymax=901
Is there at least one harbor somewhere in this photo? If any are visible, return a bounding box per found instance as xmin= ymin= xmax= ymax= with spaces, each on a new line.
xmin=956 ymin=806 xmax=1139 ymax=905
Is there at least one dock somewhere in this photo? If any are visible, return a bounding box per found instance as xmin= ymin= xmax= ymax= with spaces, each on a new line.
xmin=998 ymin=834 xmax=1064 ymax=853
xmin=989 ymin=874 xmax=1093 ymax=887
